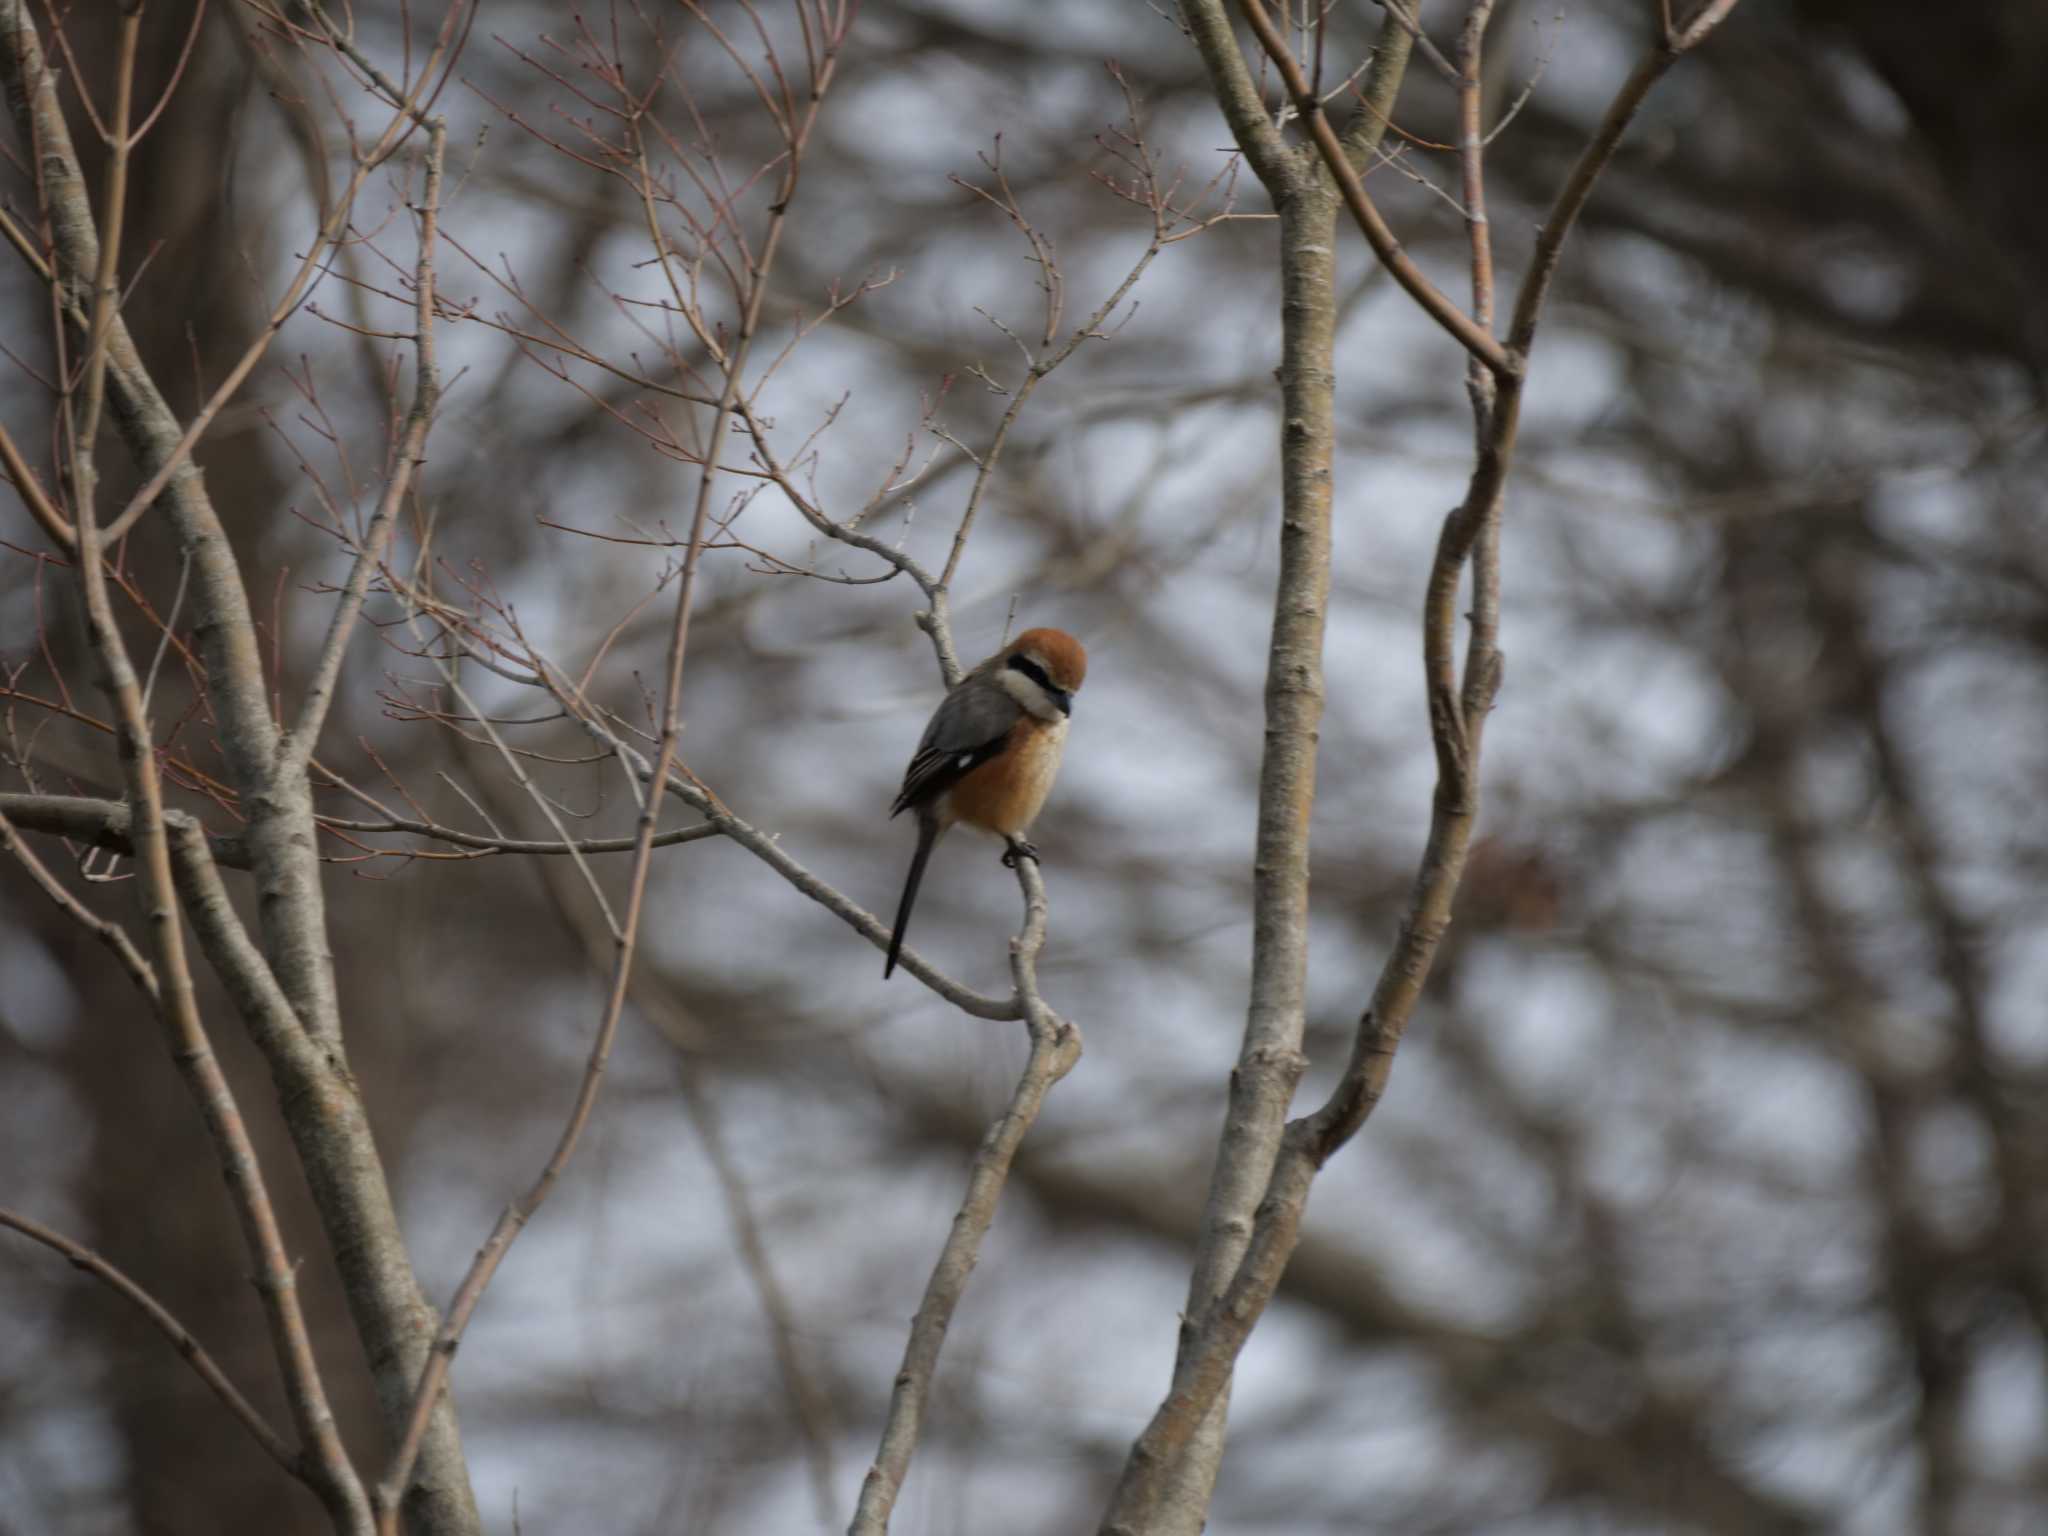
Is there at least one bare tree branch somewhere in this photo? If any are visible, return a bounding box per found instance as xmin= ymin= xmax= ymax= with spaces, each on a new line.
xmin=848 ymin=853 xmax=1082 ymax=1536
xmin=287 ymin=115 xmax=446 ymax=770
xmin=0 ymin=1205 xmax=298 ymax=1473
xmin=1103 ymin=5 xmax=1751 ymax=1525
xmin=0 ymin=6 xmax=484 ymax=1527
xmin=0 ymin=804 xmax=158 ymax=1003
xmin=373 ymin=10 xmax=857 ymax=1527
xmin=1228 ymin=0 xmax=1513 ymax=377
xmin=10 ymin=7 xmax=371 ymax=1525
xmin=1109 ymin=8 xmax=1418 ymax=1531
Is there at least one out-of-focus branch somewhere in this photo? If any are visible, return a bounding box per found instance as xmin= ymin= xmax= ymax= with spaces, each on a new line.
xmin=0 ymin=1206 xmax=297 ymax=1473
xmin=521 ymin=827 xmax=846 ymax=1530
xmin=1671 ymin=0 xmax=1744 ymax=52
xmin=848 ymin=852 xmax=1082 ymax=1536
xmin=1811 ymin=545 xmax=2048 ymax=1398
xmin=1735 ymin=536 xmax=1960 ymax=1536
xmin=680 ymin=1060 xmax=844 ymax=1528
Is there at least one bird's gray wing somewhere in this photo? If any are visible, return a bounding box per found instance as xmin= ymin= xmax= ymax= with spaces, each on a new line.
xmin=891 ymin=680 xmax=1022 ymax=817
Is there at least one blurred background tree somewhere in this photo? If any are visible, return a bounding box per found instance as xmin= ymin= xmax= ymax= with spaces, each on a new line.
xmin=1 ymin=1 xmax=2043 ymax=1534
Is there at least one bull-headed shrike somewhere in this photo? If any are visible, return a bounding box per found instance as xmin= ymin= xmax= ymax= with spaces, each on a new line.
xmin=884 ymin=627 xmax=1087 ymax=977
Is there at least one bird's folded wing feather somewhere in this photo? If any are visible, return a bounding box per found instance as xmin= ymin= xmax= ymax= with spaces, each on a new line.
xmin=891 ymin=686 xmax=1021 ymax=816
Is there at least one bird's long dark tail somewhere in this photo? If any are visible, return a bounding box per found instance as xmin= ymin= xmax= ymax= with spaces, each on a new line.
xmin=884 ymin=818 xmax=941 ymax=978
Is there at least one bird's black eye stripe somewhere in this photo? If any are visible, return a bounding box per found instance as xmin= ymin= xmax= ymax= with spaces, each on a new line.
xmin=1008 ymin=654 xmax=1053 ymax=691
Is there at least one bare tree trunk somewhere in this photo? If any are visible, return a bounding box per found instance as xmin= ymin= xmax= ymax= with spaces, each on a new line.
xmin=1141 ymin=8 xmax=1415 ymax=1530
xmin=0 ymin=7 xmax=479 ymax=1530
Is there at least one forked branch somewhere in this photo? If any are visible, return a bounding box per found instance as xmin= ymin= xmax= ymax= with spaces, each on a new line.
xmin=1101 ymin=2 xmax=1749 ymax=1527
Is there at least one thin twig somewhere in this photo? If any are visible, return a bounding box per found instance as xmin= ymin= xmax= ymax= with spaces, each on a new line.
xmin=372 ymin=11 xmax=856 ymax=1527
xmin=321 ymin=813 xmax=719 ymax=858
xmin=0 ymin=1205 xmax=296 ymax=1471
xmin=0 ymin=416 xmax=72 ymax=548
xmin=1456 ymin=0 xmax=1499 ymax=440
xmin=286 ymin=115 xmax=446 ymax=768
xmin=0 ymin=805 xmax=158 ymax=1002
xmin=1231 ymin=0 xmax=1514 ymax=377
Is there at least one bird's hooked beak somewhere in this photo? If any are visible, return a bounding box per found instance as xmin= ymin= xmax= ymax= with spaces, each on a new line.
xmin=1049 ymin=687 xmax=1072 ymax=716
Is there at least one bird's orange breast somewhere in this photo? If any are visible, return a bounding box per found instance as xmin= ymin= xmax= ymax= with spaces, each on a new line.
xmin=944 ymin=716 xmax=1068 ymax=836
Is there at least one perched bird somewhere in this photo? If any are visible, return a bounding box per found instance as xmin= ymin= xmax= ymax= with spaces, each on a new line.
xmin=884 ymin=627 xmax=1088 ymax=978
